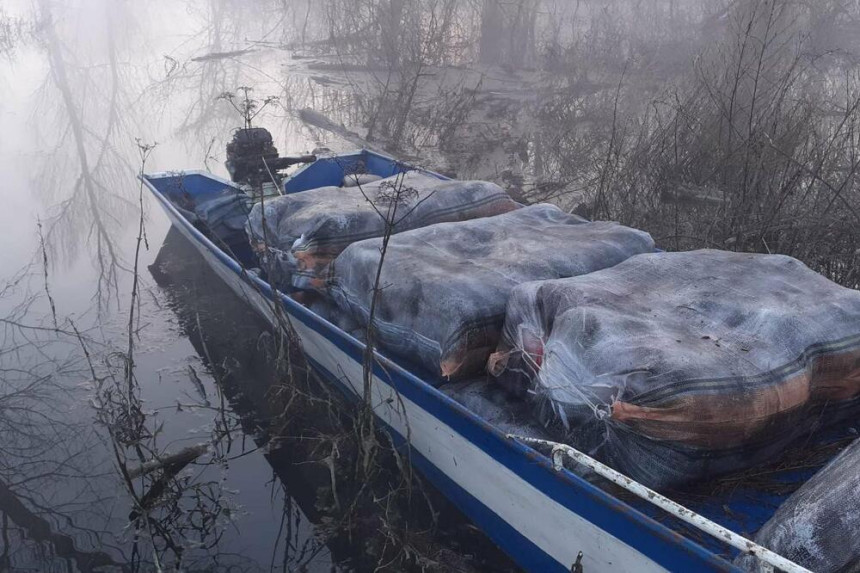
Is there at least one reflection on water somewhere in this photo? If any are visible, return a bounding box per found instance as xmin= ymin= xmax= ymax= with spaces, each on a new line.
xmin=0 ymin=222 xmax=515 ymax=571
xmin=144 ymin=227 xmax=339 ymax=571
xmin=0 ymin=226 xmax=339 ymax=571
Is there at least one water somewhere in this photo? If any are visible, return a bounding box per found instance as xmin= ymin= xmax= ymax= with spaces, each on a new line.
xmin=0 ymin=153 xmax=341 ymax=569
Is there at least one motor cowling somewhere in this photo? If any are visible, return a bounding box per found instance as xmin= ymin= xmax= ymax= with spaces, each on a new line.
xmin=225 ymin=127 xmax=317 ymax=191
xmin=225 ymin=127 xmax=280 ymax=188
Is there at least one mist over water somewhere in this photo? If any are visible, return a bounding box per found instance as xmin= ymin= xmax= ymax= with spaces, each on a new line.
xmin=1 ymin=0 xmax=859 ymax=570
xmin=0 ymin=2 xmax=359 ymax=570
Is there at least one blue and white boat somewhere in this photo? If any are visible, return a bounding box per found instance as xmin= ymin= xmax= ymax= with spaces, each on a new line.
xmin=142 ymin=148 xmax=814 ymax=573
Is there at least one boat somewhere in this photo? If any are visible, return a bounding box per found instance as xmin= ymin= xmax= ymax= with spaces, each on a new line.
xmin=142 ymin=146 xmax=819 ymax=573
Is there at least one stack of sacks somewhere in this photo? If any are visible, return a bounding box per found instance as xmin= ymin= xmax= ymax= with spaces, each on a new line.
xmin=735 ymin=437 xmax=860 ymax=573
xmin=489 ymin=250 xmax=860 ymax=489
xmin=329 ymin=204 xmax=654 ymax=380
xmin=245 ymin=171 xmax=519 ymax=291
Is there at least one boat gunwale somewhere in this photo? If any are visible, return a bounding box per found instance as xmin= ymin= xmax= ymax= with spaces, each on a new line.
xmin=140 ymin=157 xmax=740 ymax=572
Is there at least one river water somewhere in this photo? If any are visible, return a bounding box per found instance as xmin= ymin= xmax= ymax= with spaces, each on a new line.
xmin=0 ymin=1 xmax=525 ymax=570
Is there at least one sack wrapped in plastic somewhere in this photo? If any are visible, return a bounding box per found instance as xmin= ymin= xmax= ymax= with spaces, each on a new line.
xmin=245 ymin=171 xmax=519 ymax=290
xmin=440 ymin=379 xmax=551 ymax=440
xmin=329 ymin=204 xmax=654 ymax=380
xmin=735 ymin=437 xmax=860 ymax=573
xmin=197 ymin=191 xmax=251 ymax=232
xmin=489 ymin=250 xmax=860 ymax=489
xmin=179 ymin=185 xmax=252 ymax=259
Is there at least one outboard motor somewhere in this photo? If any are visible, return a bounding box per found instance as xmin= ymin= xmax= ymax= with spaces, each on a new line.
xmin=225 ymin=127 xmax=315 ymax=192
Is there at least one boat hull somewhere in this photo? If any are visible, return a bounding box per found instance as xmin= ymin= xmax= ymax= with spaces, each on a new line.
xmin=143 ymin=166 xmax=738 ymax=573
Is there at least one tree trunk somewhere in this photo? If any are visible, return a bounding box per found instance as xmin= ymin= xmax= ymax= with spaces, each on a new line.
xmin=479 ymin=0 xmax=504 ymax=65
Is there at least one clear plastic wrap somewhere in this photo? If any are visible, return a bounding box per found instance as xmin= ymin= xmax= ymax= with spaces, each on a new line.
xmin=329 ymin=204 xmax=655 ymax=380
xmin=440 ymin=378 xmax=552 ymax=440
xmin=195 ymin=190 xmax=251 ymax=236
xmin=175 ymin=185 xmax=252 ymax=259
xmin=245 ymin=171 xmax=519 ymax=290
xmin=736 ymin=437 xmax=860 ymax=573
xmin=490 ymin=250 xmax=860 ymax=489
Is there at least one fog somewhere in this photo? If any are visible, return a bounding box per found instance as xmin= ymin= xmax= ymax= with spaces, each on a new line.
xmin=1 ymin=0 xmax=859 ymax=570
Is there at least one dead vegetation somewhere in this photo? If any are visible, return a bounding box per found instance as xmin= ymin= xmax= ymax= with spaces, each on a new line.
xmin=0 ymin=9 xmax=34 ymax=57
xmin=300 ymin=0 xmax=860 ymax=287
xmin=557 ymin=0 xmax=860 ymax=287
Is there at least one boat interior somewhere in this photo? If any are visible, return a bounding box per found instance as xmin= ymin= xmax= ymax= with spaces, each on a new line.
xmin=144 ymin=151 xmax=859 ymax=565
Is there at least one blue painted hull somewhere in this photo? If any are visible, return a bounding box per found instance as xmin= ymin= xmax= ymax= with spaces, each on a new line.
xmin=142 ymin=151 xmax=741 ymax=572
